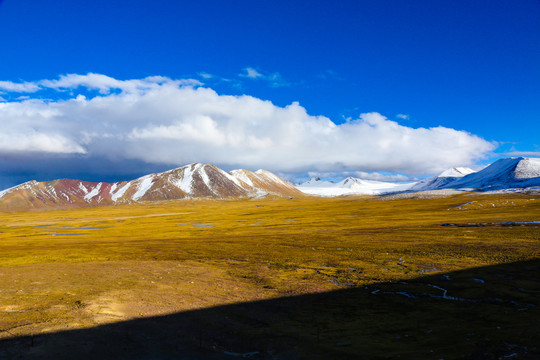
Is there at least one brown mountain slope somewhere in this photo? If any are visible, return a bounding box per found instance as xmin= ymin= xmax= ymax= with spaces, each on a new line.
xmin=0 ymin=163 xmax=305 ymax=211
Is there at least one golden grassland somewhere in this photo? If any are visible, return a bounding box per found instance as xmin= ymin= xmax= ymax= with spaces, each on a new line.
xmin=1 ymin=193 xmax=539 ymax=359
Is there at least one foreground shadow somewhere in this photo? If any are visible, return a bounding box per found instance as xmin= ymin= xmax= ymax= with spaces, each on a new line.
xmin=1 ymin=259 xmax=539 ymax=359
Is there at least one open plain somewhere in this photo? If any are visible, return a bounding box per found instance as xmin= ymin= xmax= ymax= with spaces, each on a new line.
xmin=1 ymin=194 xmax=539 ymax=359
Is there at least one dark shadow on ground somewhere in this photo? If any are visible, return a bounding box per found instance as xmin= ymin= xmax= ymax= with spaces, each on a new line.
xmin=1 ymin=259 xmax=539 ymax=359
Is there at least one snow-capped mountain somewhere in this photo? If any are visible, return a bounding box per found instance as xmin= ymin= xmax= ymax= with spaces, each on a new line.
xmin=438 ymin=157 xmax=540 ymax=191
xmin=295 ymin=157 xmax=540 ymax=197
xmin=409 ymin=167 xmax=476 ymax=191
xmin=410 ymin=157 xmax=540 ymax=192
xmin=0 ymin=163 xmax=303 ymax=211
xmin=296 ymin=176 xmax=415 ymax=196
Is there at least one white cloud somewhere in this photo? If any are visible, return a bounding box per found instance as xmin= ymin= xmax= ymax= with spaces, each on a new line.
xmin=0 ymin=73 xmax=495 ymax=178
xmin=396 ymin=114 xmax=409 ymax=120
xmin=0 ymin=80 xmax=40 ymax=93
xmin=503 ymin=151 xmax=540 ymax=157
xmin=239 ymin=67 xmax=290 ymax=87
xmin=39 ymin=73 xmax=202 ymax=94
xmin=198 ymin=72 xmax=213 ymax=79
xmin=1 ymin=73 xmax=202 ymax=96
xmin=197 ymin=72 xmax=243 ymax=90
xmin=0 ymin=131 xmax=86 ymax=154
xmin=241 ymin=67 xmax=263 ymax=79
xmin=265 ymin=72 xmax=289 ymax=88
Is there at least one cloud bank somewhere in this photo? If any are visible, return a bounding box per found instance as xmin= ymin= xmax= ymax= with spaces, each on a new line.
xmin=0 ymin=73 xmax=495 ymax=186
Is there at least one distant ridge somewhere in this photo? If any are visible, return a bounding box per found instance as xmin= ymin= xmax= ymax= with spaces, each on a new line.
xmin=0 ymin=163 xmax=303 ymax=211
xmin=295 ymin=157 xmax=540 ymax=197
xmin=296 ymin=177 xmax=414 ymax=196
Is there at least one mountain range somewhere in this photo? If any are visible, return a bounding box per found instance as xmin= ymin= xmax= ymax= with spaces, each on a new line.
xmin=297 ymin=157 xmax=540 ymax=196
xmin=296 ymin=177 xmax=415 ymax=196
xmin=1 ymin=157 xmax=539 ymax=211
xmin=426 ymin=157 xmax=540 ymax=191
xmin=0 ymin=163 xmax=303 ymax=211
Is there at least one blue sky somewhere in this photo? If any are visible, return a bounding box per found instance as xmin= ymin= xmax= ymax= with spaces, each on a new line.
xmin=0 ymin=0 xmax=539 ymax=188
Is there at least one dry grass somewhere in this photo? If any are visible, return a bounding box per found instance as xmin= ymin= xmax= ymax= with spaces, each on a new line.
xmin=0 ymin=193 xmax=539 ymax=358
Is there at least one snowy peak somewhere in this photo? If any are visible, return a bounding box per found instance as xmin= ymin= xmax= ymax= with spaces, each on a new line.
xmin=229 ymin=169 xmax=255 ymax=187
xmin=411 ymin=166 xmax=476 ymax=191
xmin=299 ymin=177 xmax=323 ymax=186
xmin=412 ymin=157 xmax=540 ymax=192
xmin=296 ymin=177 xmax=336 ymax=188
xmin=161 ymin=163 xmax=248 ymax=198
xmin=341 ymin=177 xmax=359 ymax=187
xmin=296 ymin=176 xmax=414 ymax=196
xmin=446 ymin=157 xmax=540 ymax=190
xmin=438 ymin=167 xmax=476 ymax=178
xmin=0 ymin=180 xmax=39 ymax=200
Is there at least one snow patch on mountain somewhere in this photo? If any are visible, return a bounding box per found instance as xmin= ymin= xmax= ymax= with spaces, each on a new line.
xmin=176 ymin=166 xmax=194 ymax=194
xmin=0 ymin=188 xmax=10 ymax=200
xmin=166 ymin=163 xmax=243 ymax=196
xmin=197 ymin=164 xmax=213 ymax=192
xmin=254 ymin=169 xmax=286 ymax=186
xmin=111 ymin=182 xmax=131 ymax=201
xmin=78 ymin=182 xmax=89 ymax=194
xmin=132 ymin=175 xmax=155 ymax=200
xmin=515 ymin=158 xmax=540 ymax=179
xmin=220 ymin=169 xmax=244 ymax=188
xmin=84 ymin=182 xmax=102 ymax=201
xmin=46 ymin=184 xmax=58 ymax=198
xmin=0 ymin=181 xmax=38 ymax=199
xmin=230 ymin=169 xmax=254 ymax=187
